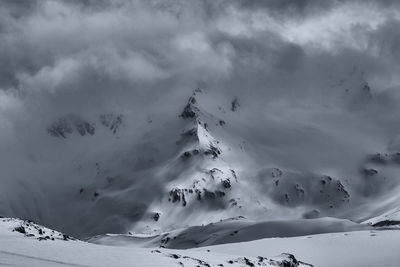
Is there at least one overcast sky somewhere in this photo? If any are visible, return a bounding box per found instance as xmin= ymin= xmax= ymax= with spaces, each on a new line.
xmin=1 ymin=0 xmax=400 ymax=132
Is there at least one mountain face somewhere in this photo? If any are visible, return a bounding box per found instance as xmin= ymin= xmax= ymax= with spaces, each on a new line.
xmin=1 ymin=84 xmax=400 ymax=239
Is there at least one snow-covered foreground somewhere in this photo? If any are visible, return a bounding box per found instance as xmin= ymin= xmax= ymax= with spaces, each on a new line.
xmin=203 ymin=229 xmax=400 ymax=267
xmin=1 ymin=217 xmax=400 ymax=267
xmin=0 ymin=218 xmax=312 ymax=267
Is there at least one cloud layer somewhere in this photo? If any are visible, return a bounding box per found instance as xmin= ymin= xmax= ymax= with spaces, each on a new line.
xmin=1 ymin=0 xmax=400 ymax=165
xmin=1 ymin=0 xmax=399 ymax=113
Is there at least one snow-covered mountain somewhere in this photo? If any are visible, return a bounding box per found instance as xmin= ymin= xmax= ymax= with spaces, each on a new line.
xmin=2 ymin=85 xmax=400 ymax=238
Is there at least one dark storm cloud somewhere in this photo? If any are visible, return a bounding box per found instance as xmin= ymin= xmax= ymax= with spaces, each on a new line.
xmin=0 ymin=0 xmax=399 ymax=123
xmin=368 ymin=19 xmax=400 ymax=61
xmin=235 ymin=0 xmax=338 ymax=17
xmin=235 ymin=0 xmax=400 ymax=13
xmin=0 ymin=0 xmax=38 ymax=18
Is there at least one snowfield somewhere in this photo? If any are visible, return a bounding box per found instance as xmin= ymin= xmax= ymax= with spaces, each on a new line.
xmin=88 ymin=217 xmax=370 ymax=248
xmin=203 ymin=229 xmax=400 ymax=267
xmin=1 ymin=217 xmax=399 ymax=267
xmin=0 ymin=218 xmax=313 ymax=267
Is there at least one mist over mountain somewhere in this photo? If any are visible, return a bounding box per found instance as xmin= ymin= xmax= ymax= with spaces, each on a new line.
xmin=1 ymin=1 xmax=400 ymax=266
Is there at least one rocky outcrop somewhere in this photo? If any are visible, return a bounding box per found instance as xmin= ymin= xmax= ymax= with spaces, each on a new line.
xmin=48 ymin=115 xmax=95 ymax=138
xmin=259 ymin=168 xmax=350 ymax=210
xmin=231 ymin=97 xmax=240 ymax=111
xmin=180 ymin=96 xmax=199 ymax=119
xmin=3 ymin=218 xmax=75 ymax=241
xmin=100 ymin=113 xmax=123 ymax=134
xmin=372 ymin=220 xmax=400 ymax=227
xmin=151 ymin=250 xmax=313 ymax=267
xmin=75 ymin=121 xmax=95 ymax=136
xmin=48 ymin=113 xmax=123 ymax=138
xmin=47 ymin=117 xmax=74 ymax=138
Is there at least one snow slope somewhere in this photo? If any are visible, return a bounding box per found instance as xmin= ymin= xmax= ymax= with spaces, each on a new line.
xmin=363 ymin=207 xmax=400 ymax=227
xmin=0 ymin=217 xmax=312 ymax=267
xmin=88 ymin=217 xmax=369 ymax=249
xmin=203 ymin=229 xmax=400 ymax=267
xmin=2 ymin=87 xmax=400 ymax=239
xmin=2 ymin=217 xmax=399 ymax=267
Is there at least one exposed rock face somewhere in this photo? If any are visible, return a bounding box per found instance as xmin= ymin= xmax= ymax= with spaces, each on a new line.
xmin=165 ymin=163 xmax=236 ymax=209
xmin=168 ymin=186 xmax=227 ymax=207
xmin=75 ymin=121 xmax=95 ymax=136
xmin=100 ymin=113 xmax=123 ymax=134
xmin=204 ymin=144 xmax=221 ymax=159
xmin=372 ymin=220 xmax=400 ymax=227
xmin=364 ymin=207 xmax=400 ymax=228
xmin=152 ymin=213 xmax=160 ymax=222
xmin=180 ymin=96 xmax=199 ymax=119
xmin=225 ymin=253 xmax=313 ymax=267
xmin=169 ymin=188 xmax=187 ymax=206
xmin=259 ymin=168 xmax=350 ymax=210
xmin=48 ymin=115 xmax=95 ymax=138
xmin=3 ymin=218 xmax=75 ymax=241
xmin=150 ymin=250 xmax=313 ymax=267
xmin=231 ymin=97 xmax=240 ymax=111
xmin=48 ymin=113 xmax=123 ymax=138
xmin=47 ymin=117 xmax=74 ymax=138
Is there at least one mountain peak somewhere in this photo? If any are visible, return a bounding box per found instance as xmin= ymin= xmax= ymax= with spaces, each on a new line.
xmin=180 ymin=96 xmax=200 ymax=119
